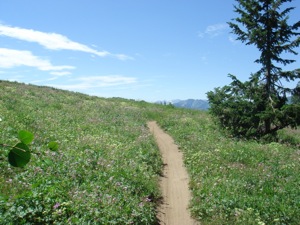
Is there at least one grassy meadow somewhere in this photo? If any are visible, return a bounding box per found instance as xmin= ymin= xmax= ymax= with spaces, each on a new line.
xmin=157 ymin=109 xmax=300 ymax=224
xmin=1 ymin=80 xmax=300 ymax=224
xmin=0 ymin=81 xmax=163 ymax=224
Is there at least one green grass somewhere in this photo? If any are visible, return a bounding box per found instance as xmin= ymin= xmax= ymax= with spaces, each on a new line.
xmin=1 ymin=80 xmax=299 ymax=224
xmin=0 ymin=81 xmax=163 ymax=224
xmin=156 ymin=109 xmax=300 ymax=224
xmin=278 ymin=127 xmax=300 ymax=146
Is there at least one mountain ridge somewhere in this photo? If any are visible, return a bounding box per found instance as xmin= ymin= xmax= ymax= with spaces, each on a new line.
xmin=156 ymin=99 xmax=209 ymax=110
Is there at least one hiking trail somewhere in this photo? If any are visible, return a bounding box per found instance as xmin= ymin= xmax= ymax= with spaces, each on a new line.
xmin=148 ymin=121 xmax=199 ymax=225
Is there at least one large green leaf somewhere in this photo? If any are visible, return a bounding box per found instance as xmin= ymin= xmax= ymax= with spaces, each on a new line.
xmin=8 ymin=142 xmax=31 ymax=167
xmin=48 ymin=141 xmax=59 ymax=151
xmin=18 ymin=130 xmax=34 ymax=145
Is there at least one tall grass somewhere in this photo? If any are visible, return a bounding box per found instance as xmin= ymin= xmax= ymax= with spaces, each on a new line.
xmin=0 ymin=81 xmax=163 ymax=224
xmin=157 ymin=108 xmax=300 ymax=224
xmin=1 ymin=80 xmax=299 ymax=224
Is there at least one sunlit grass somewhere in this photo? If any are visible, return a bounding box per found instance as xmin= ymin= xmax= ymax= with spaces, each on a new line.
xmin=1 ymin=80 xmax=299 ymax=224
xmin=0 ymin=81 xmax=163 ymax=224
xmin=278 ymin=127 xmax=300 ymax=146
xmin=156 ymin=108 xmax=300 ymax=224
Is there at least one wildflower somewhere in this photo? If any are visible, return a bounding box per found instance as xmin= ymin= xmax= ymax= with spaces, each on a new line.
xmin=34 ymin=167 xmax=43 ymax=174
xmin=53 ymin=203 xmax=60 ymax=209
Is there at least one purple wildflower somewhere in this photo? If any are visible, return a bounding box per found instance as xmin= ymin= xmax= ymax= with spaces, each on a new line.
xmin=53 ymin=203 xmax=60 ymax=209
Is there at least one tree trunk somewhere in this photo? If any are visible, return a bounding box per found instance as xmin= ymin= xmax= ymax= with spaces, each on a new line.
xmin=264 ymin=1 xmax=272 ymax=134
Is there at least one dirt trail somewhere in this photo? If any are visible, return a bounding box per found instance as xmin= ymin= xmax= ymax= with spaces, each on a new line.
xmin=148 ymin=121 xmax=199 ymax=225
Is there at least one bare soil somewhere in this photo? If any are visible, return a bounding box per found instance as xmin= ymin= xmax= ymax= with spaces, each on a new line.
xmin=148 ymin=121 xmax=199 ymax=225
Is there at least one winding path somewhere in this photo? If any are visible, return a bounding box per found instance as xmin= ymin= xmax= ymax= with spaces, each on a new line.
xmin=148 ymin=121 xmax=199 ymax=225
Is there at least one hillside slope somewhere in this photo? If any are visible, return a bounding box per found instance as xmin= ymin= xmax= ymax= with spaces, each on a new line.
xmin=0 ymin=80 xmax=164 ymax=224
xmin=1 ymin=80 xmax=299 ymax=224
xmin=155 ymin=109 xmax=300 ymax=224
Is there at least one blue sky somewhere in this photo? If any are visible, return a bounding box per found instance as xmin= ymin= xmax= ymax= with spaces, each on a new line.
xmin=0 ymin=0 xmax=299 ymax=102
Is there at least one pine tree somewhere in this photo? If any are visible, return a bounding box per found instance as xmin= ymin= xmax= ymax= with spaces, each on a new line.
xmin=291 ymin=81 xmax=300 ymax=103
xmin=207 ymin=0 xmax=300 ymax=138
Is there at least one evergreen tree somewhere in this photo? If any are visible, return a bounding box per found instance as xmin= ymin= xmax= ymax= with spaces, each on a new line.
xmin=207 ymin=0 xmax=300 ymax=138
xmin=291 ymin=81 xmax=300 ymax=103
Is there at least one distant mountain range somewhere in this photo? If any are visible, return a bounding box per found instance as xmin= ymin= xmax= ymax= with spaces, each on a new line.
xmin=156 ymin=99 xmax=210 ymax=110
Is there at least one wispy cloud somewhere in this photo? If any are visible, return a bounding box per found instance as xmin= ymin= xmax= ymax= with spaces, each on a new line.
xmin=198 ymin=23 xmax=228 ymax=38
xmin=0 ymin=24 xmax=132 ymax=60
xmin=50 ymin=71 xmax=72 ymax=76
xmin=228 ymin=35 xmax=239 ymax=44
xmin=51 ymin=75 xmax=137 ymax=90
xmin=31 ymin=76 xmax=60 ymax=84
xmin=0 ymin=48 xmax=75 ymax=72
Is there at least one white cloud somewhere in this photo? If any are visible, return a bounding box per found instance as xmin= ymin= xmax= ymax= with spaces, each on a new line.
xmin=0 ymin=48 xmax=75 ymax=72
xmin=199 ymin=23 xmax=229 ymax=38
xmin=50 ymin=71 xmax=72 ymax=76
xmin=51 ymin=75 xmax=137 ymax=90
xmin=31 ymin=76 xmax=60 ymax=84
xmin=0 ymin=24 xmax=132 ymax=60
xmin=228 ymin=35 xmax=239 ymax=44
xmin=115 ymin=54 xmax=134 ymax=61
